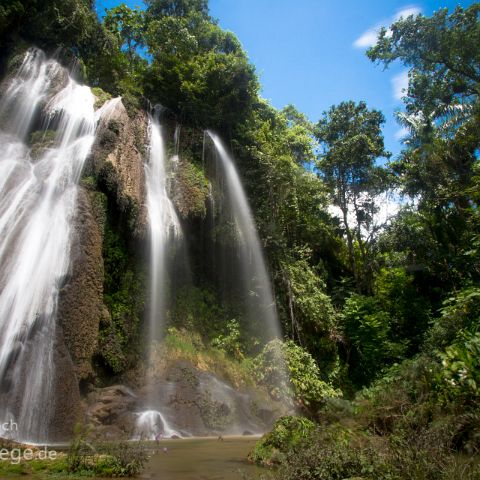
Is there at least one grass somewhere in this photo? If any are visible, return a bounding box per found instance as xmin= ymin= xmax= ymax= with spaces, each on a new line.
xmin=156 ymin=327 xmax=257 ymax=389
xmin=0 ymin=434 xmax=150 ymax=479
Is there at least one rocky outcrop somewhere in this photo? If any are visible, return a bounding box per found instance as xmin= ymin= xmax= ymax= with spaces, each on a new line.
xmin=90 ymin=99 xmax=149 ymax=238
xmin=171 ymin=158 xmax=210 ymax=220
xmin=58 ymin=187 xmax=105 ymax=383
xmin=49 ymin=327 xmax=83 ymax=441
xmin=85 ymin=385 xmax=138 ymax=439
xmin=83 ymin=359 xmax=285 ymax=440
xmin=56 ymin=98 xmax=149 ymax=386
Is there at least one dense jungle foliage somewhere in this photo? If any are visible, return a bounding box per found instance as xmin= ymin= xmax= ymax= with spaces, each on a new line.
xmin=1 ymin=0 xmax=480 ymax=478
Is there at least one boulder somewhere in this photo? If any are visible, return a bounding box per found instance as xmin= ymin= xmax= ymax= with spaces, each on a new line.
xmin=85 ymin=385 xmax=138 ymax=439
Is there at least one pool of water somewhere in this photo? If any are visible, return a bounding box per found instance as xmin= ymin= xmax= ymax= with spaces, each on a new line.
xmin=139 ymin=436 xmax=269 ymax=480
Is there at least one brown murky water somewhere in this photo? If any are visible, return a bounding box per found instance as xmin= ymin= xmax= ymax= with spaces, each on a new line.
xmin=139 ymin=436 xmax=270 ymax=480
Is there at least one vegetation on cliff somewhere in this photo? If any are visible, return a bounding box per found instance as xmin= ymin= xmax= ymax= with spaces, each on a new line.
xmin=1 ymin=1 xmax=479 ymax=478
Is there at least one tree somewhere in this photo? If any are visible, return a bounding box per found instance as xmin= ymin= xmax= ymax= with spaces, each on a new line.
xmin=315 ymin=101 xmax=391 ymax=294
xmin=367 ymin=5 xmax=479 ymax=204
xmin=143 ymin=0 xmax=258 ymax=130
xmin=103 ymin=3 xmax=145 ymax=72
xmin=368 ymin=4 xmax=480 ymax=289
xmin=368 ymin=4 xmax=479 ymax=133
xmin=145 ymin=0 xmax=210 ymax=20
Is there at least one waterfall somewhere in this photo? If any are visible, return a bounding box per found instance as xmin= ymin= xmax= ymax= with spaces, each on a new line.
xmin=145 ymin=114 xmax=181 ymax=344
xmin=0 ymin=48 xmax=115 ymax=443
xmin=206 ymin=132 xmax=282 ymax=344
xmin=136 ymin=114 xmax=182 ymax=438
xmin=134 ymin=410 xmax=181 ymax=440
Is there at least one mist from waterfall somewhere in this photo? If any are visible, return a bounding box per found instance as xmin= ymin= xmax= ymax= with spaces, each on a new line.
xmin=0 ymin=48 xmax=117 ymax=443
xmin=206 ymin=132 xmax=282 ymax=344
xmin=134 ymin=410 xmax=181 ymax=441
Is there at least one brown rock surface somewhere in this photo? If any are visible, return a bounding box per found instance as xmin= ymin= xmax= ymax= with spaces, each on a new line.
xmin=85 ymin=385 xmax=138 ymax=439
xmin=91 ymin=99 xmax=149 ymax=237
xmin=49 ymin=327 xmax=83 ymax=441
xmin=58 ymin=187 xmax=104 ymax=382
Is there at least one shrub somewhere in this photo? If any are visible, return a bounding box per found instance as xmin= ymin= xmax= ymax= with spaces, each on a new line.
xmin=342 ymin=293 xmax=407 ymax=387
xmin=67 ymin=425 xmax=149 ymax=477
xmin=249 ymin=416 xmax=315 ymax=466
xmin=438 ymin=331 xmax=480 ymax=406
xmin=212 ymin=318 xmax=244 ymax=359
xmin=96 ymin=440 xmax=149 ymax=477
xmin=92 ymin=86 xmax=112 ymax=109
xmin=254 ymin=339 xmax=339 ymax=412
xmin=426 ymin=286 xmax=480 ymax=353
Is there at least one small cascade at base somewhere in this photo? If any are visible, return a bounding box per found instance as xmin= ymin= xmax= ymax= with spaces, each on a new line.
xmin=134 ymin=410 xmax=182 ymax=440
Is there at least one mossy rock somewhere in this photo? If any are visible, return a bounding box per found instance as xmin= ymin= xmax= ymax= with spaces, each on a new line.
xmin=121 ymin=92 xmax=141 ymax=119
xmin=97 ymin=311 xmax=129 ymax=375
xmin=198 ymin=391 xmax=233 ymax=431
xmin=172 ymin=159 xmax=210 ymax=219
xmin=98 ymin=219 xmax=146 ymax=377
xmin=88 ymin=190 xmax=108 ymax=236
xmin=29 ymin=129 xmax=57 ymax=160
xmin=92 ymin=87 xmax=112 ymax=109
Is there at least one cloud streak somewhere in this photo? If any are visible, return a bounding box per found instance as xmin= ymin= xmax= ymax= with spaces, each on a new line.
xmin=392 ymin=70 xmax=409 ymax=101
xmin=394 ymin=126 xmax=409 ymax=141
xmin=353 ymin=5 xmax=422 ymax=49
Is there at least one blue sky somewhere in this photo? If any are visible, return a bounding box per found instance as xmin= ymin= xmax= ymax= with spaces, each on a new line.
xmin=96 ymin=0 xmax=475 ymax=157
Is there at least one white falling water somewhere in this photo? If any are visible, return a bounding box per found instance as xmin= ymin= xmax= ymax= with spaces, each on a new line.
xmin=134 ymin=410 xmax=181 ymax=440
xmin=0 ymin=49 xmax=63 ymax=140
xmin=136 ymin=115 xmax=181 ymax=438
xmin=0 ymin=48 xmax=116 ymax=442
xmin=144 ymin=115 xmax=181 ymax=342
xmin=206 ymin=132 xmax=282 ymax=344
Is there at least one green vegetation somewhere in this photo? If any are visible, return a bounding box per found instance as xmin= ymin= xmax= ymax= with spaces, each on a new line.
xmin=99 ymin=215 xmax=146 ymax=375
xmin=1 ymin=1 xmax=479 ymax=478
xmin=66 ymin=425 xmax=148 ymax=477
xmin=0 ymin=427 xmax=148 ymax=478
xmin=248 ymin=416 xmax=315 ymax=466
xmin=159 ymin=327 xmax=256 ymax=389
xmin=91 ymin=87 xmax=112 ymax=109
xmin=172 ymin=158 xmax=210 ymax=219
xmin=254 ymin=340 xmax=339 ymax=412
xmin=257 ymin=5 xmax=480 ymax=479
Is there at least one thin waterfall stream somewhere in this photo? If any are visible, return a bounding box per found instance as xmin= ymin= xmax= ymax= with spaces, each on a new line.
xmin=136 ymin=114 xmax=182 ymax=440
xmin=205 ymin=132 xmax=282 ymax=344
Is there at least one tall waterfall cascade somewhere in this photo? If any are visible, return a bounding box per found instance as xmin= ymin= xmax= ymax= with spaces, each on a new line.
xmin=144 ymin=115 xmax=182 ymax=345
xmin=206 ymin=132 xmax=282 ymax=344
xmin=0 ymin=48 xmax=117 ymax=443
xmin=135 ymin=115 xmax=183 ymax=438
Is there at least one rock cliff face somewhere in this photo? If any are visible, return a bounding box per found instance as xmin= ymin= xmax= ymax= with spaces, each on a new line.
xmin=49 ymin=328 xmax=83 ymax=441
xmin=58 ymin=188 xmax=104 ymax=383
xmin=90 ymin=99 xmax=149 ymax=238
xmin=55 ymin=97 xmax=150 ymax=433
xmin=1 ymin=47 xmax=282 ymax=440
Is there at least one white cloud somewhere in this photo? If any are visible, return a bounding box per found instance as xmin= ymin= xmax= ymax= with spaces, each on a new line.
xmin=353 ymin=28 xmax=380 ymax=49
xmin=394 ymin=5 xmax=422 ymax=21
xmin=392 ymin=70 xmax=409 ymax=101
xmin=394 ymin=126 xmax=409 ymax=141
xmin=353 ymin=5 xmax=421 ymax=49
